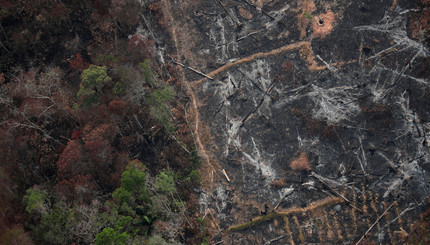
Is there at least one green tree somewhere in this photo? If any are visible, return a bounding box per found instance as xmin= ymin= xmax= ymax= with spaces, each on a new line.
xmin=121 ymin=160 xmax=147 ymax=193
xmin=112 ymin=187 xmax=132 ymax=204
xmin=95 ymin=227 xmax=130 ymax=245
xmin=96 ymin=160 xmax=154 ymax=242
xmin=138 ymin=59 xmax=155 ymax=85
xmin=23 ymin=187 xmax=49 ymax=215
xmin=147 ymin=87 xmax=176 ymax=106
xmin=33 ymin=206 xmax=75 ymax=245
xmin=147 ymin=87 xmax=176 ymax=134
xmin=77 ymin=65 xmax=111 ymax=107
xmin=154 ymin=170 xmax=175 ymax=194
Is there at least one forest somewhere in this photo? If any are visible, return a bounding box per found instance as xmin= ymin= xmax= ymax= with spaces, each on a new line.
xmin=0 ymin=0 xmax=205 ymax=244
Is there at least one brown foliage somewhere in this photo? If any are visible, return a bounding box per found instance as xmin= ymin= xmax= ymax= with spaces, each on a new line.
xmin=409 ymin=8 xmax=430 ymax=42
xmin=283 ymin=61 xmax=293 ymax=72
xmin=69 ymin=54 xmax=89 ymax=71
xmin=270 ymin=178 xmax=288 ymax=189
xmin=0 ymin=167 xmax=20 ymax=233
xmin=290 ymin=152 xmax=311 ymax=171
xmin=179 ymin=213 xmax=202 ymax=244
xmin=75 ymin=104 xmax=111 ymax=125
xmin=108 ymin=100 xmax=127 ymax=115
xmin=297 ymin=0 xmax=316 ymax=39
xmin=85 ymin=140 xmax=113 ymax=165
xmin=110 ymin=0 xmax=140 ymax=28
xmin=56 ymin=140 xmax=86 ymax=180
xmin=0 ymin=225 xmax=34 ymax=245
xmin=407 ymin=205 xmax=430 ymax=244
xmin=238 ymin=8 xmax=253 ymax=20
xmin=93 ymin=0 xmax=112 ymax=16
xmin=149 ymin=2 xmax=167 ymax=28
xmin=127 ymin=34 xmax=155 ymax=63
xmin=81 ymin=123 xmax=118 ymax=142
xmin=53 ymin=174 xmax=95 ymax=202
xmin=71 ymin=130 xmax=81 ymax=140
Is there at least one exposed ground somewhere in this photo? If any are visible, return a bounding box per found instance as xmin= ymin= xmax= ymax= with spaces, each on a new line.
xmin=146 ymin=0 xmax=430 ymax=243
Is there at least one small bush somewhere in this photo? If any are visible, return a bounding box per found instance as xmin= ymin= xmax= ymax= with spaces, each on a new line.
xmin=186 ymin=170 xmax=200 ymax=184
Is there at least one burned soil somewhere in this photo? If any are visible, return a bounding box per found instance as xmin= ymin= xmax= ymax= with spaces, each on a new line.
xmin=145 ymin=0 xmax=430 ymax=243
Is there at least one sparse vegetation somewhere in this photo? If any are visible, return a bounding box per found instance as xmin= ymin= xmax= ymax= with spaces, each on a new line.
xmin=303 ymin=11 xmax=313 ymax=20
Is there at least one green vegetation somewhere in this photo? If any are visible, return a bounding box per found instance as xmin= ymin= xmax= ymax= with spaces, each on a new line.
xmin=303 ymin=11 xmax=313 ymax=20
xmin=95 ymin=160 xmax=182 ymax=244
xmin=0 ymin=227 xmax=32 ymax=244
xmin=148 ymin=86 xmax=176 ymax=134
xmin=113 ymin=81 xmax=127 ymax=96
xmin=139 ymin=59 xmax=155 ymax=85
xmin=33 ymin=206 xmax=75 ymax=244
xmin=99 ymin=161 xmax=153 ymax=243
xmin=77 ymin=65 xmax=111 ymax=107
xmin=23 ymin=187 xmax=48 ymax=215
xmin=133 ymin=59 xmax=178 ymax=134
xmin=201 ymin=237 xmax=209 ymax=245
xmin=95 ymin=228 xmax=130 ymax=245
xmin=97 ymin=54 xmax=120 ymax=65
xmin=120 ymin=160 xmax=147 ymax=194
xmin=154 ymin=170 xmax=176 ymax=193
xmin=185 ymin=169 xmax=200 ymax=184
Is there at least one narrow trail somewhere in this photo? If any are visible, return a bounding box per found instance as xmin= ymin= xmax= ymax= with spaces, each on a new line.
xmin=160 ymin=0 xmax=219 ymax=185
xmin=193 ymin=41 xmax=309 ymax=85
xmin=192 ymin=41 xmax=357 ymax=86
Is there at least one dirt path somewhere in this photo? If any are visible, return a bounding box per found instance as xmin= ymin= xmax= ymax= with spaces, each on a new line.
xmin=160 ymin=0 xmax=220 ymax=187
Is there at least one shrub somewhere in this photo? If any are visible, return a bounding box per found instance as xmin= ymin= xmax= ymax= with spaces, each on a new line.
xmin=154 ymin=170 xmax=175 ymax=194
xmin=186 ymin=170 xmax=200 ymax=184
xmin=113 ymin=81 xmax=126 ymax=96
xmin=69 ymin=54 xmax=88 ymax=71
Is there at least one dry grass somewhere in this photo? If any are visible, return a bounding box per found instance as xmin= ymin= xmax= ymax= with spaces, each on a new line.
xmin=290 ymin=152 xmax=311 ymax=171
